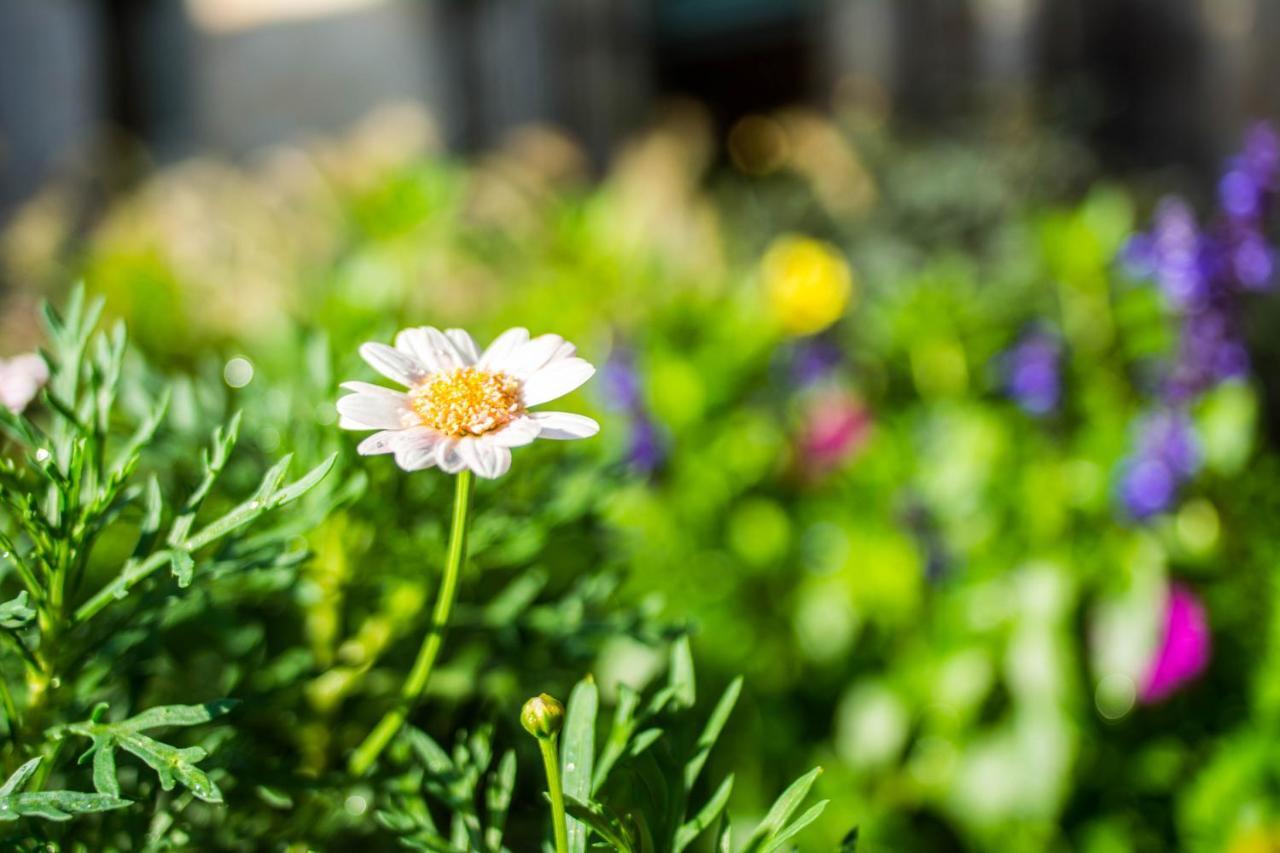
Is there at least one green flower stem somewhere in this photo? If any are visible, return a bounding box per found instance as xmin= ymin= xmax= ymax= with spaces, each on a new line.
xmin=73 ymin=550 xmax=173 ymax=626
xmin=349 ymin=469 xmax=474 ymax=776
xmin=539 ymin=733 xmax=570 ymax=853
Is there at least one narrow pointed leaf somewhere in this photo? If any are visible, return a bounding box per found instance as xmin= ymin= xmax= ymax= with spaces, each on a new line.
xmin=684 ymin=676 xmax=742 ymax=790
xmin=675 ymin=774 xmax=735 ymax=852
xmin=561 ymin=677 xmax=598 ymax=853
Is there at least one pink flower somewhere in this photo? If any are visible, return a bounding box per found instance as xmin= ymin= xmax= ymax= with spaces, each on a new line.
xmin=1140 ymin=583 xmax=1211 ymax=703
xmin=799 ymin=390 xmax=871 ymax=471
xmin=0 ymin=354 xmax=49 ymax=414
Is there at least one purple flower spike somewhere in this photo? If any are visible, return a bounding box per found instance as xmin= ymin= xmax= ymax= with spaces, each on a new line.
xmin=1002 ymin=330 xmax=1061 ymax=416
xmin=1118 ymin=409 xmax=1199 ymax=520
xmin=1140 ymin=583 xmax=1211 ymax=704
xmin=626 ymin=415 xmax=665 ymax=474
xmin=601 ymin=348 xmax=643 ymax=412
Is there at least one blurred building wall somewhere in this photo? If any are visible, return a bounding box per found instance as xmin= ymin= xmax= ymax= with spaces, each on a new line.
xmin=0 ymin=1 xmax=102 ymax=216
xmin=4 ymin=0 xmax=1280 ymax=221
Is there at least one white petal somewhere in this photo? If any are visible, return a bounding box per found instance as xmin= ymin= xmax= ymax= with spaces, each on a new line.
xmin=522 ymin=358 xmax=596 ymax=406
xmin=490 ymin=416 xmax=541 ymax=448
xmin=455 ymin=438 xmax=485 ymax=477
xmin=479 ymin=327 xmax=530 ymax=370
xmin=531 ymin=412 xmax=600 ymax=440
xmin=551 ymin=341 xmax=576 ymax=361
xmin=395 ymin=327 xmax=462 ymax=373
xmin=395 ymin=328 xmax=442 ymax=372
xmin=393 ymin=427 xmax=440 ymax=470
xmin=489 ymin=444 xmax=513 ymax=478
xmin=436 ymin=439 xmax=467 ymax=473
xmin=340 ymin=380 xmax=405 ymax=399
xmin=445 ymin=329 xmax=480 ymax=364
xmin=506 ymin=334 xmax=566 ymax=378
xmin=424 ymin=327 xmax=465 ymax=369
xmin=360 ymin=342 xmax=425 ymax=387
xmin=357 ymin=430 xmax=399 ymax=455
xmin=457 ymin=437 xmax=512 ymax=479
xmin=337 ymin=393 xmax=410 ymax=430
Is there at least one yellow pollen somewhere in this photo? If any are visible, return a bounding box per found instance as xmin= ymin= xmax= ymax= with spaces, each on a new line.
xmin=409 ymin=367 xmax=524 ymax=437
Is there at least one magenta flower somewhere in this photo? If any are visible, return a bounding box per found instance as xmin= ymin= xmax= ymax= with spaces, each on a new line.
xmin=0 ymin=353 xmax=49 ymax=414
xmin=1139 ymin=583 xmax=1211 ymax=703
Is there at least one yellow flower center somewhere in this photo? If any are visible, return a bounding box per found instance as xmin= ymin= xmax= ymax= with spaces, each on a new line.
xmin=409 ymin=367 xmax=524 ymax=437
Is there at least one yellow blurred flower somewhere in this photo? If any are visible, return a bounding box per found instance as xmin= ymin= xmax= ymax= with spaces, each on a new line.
xmin=1229 ymin=826 xmax=1280 ymax=853
xmin=762 ymin=236 xmax=854 ymax=335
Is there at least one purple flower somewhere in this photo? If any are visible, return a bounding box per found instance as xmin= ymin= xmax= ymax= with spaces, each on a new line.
xmin=1001 ymin=330 xmax=1061 ymax=415
xmin=1140 ymin=583 xmax=1211 ymax=704
xmin=1118 ymin=409 xmax=1199 ymax=519
xmin=626 ymin=414 xmax=665 ymax=474
xmin=788 ymin=338 xmax=844 ymax=387
xmin=1219 ymin=122 xmax=1280 ymax=223
xmin=1125 ymin=123 xmax=1280 ymax=404
xmin=1123 ymin=198 xmax=1210 ymax=309
xmin=600 ymin=348 xmax=643 ymax=412
xmin=599 ymin=344 xmax=667 ymax=474
xmin=0 ymin=354 xmax=49 ymax=414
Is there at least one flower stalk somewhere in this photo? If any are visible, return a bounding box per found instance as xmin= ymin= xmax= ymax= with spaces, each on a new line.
xmin=522 ymin=693 xmax=568 ymax=853
xmin=349 ymin=468 xmax=475 ymax=775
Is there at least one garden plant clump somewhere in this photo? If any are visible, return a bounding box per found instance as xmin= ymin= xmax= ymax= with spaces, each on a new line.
xmin=0 ymin=107 xmax=1279 ymax=849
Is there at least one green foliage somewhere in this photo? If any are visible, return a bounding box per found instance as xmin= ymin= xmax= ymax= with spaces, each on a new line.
xmin=0 ymin=288 xmax=337 ymax=843
xmin=565 ymin=638 xmax=828 ymax=852
xmin=0 ymin=758 xmax=128 ymax=823
xmin=376 ymin=725 xmax=517 ymax=852
xmin=65 ymin=699 xmax=239 ymax=803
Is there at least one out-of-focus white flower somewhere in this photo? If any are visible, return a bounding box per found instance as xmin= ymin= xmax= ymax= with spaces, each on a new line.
xmin=0 ymin=353 xmax=49 ymax=414
xmin=338 ymin=327 xmax=599 ymax=479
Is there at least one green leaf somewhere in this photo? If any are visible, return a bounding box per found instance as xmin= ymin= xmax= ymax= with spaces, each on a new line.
xmin=562 ymin=676 xmax=598 ymax=853
xmin=67 ymin=700 xmax=237 ymax=804
xmin=763 ymin=800 xmax=829 ymax=852
xmin=562 ymin=795 xmax=634 ymax=852
xmin=483 ymin=750 xmax=516 ymax=852
xmin=115 ymin=699 xmax=238 ymax=730
xmin=839 ymin=826 xmax=860 ymax=852
xmin=182 ymin=453 xmax=335 ymax=551
xmin=627 ymin=727 xmax=663 ymax=759
xmin=716 ymin=812 xmax=733 ymax=853
xmin=669 ymin=636 xmax=696 ymax=709
xmin=0 ymin=592 xmax=35 ymax=629
xmin=684 ymin=676 xmax=742 ymax=790
xmin=169 ymin=550 xmax=195 ymax=587
xmin=675 ymin=773 xmax=734 ymax=852
xmin=0 ymin=757 xmax=129 ymax=823
xmin=592 ymin=683 xmax=639 ymax=794
xmin=0 ymin=790 xmax=131 ymax=822
xmin=269 ymin=452 xmax=338 ymax=508
xmin=741 ymin=767 xmax=824 ymax=853
xmin=0 ymin=758 xmax=39 ymax=797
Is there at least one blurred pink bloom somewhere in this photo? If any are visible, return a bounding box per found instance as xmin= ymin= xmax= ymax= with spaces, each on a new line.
xmin=800 ymin=391 xmax=871 ymax=471
xmin=0 ymin=354 xmax=48 ymax=414
xmin=1140 ymin=583 xmax=1211 ymax=703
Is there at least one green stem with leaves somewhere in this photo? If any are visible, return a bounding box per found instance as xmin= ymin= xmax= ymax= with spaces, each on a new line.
xmin=348 ymin=469 xmax=474 ymax=776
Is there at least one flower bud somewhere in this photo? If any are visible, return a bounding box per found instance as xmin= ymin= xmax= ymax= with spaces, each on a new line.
xmin=520 ymin=693 xmax=564 ymax=739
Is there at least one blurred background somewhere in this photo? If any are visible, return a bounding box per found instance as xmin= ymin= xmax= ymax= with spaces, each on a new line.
xmin=4 ymin=1 xmax=1280 ymax=851
xmin=4 ymin=0 xmax=1280 ymax=218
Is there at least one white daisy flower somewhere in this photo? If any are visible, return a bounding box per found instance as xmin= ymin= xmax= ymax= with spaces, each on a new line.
xmin=0 ymin=353 xmax=49 ymax=415
xmin=337 ymin=327 xmax=599 ymax=479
